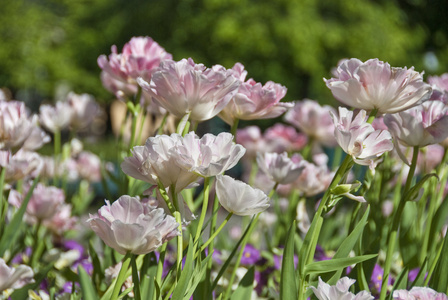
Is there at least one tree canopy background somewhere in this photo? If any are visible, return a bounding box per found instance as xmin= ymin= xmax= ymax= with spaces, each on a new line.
xmin=1 ymin=0 xmax=447 ymax=108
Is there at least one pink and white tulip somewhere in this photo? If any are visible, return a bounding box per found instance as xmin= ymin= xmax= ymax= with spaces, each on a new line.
xmin=263 ymin=124 xmax=307 ymax=153
xmin=256 ymin=152 xmax=305 ymax=184
xmin=87 ymin=195 xmax=179 ymax=255
xmin=325 ymin=58 xmax=431 ymax=114
xmin=284 ymin=99 xmax=337 ymax=147
xmin=0 ymin=101 xmax=49 ymax=151
xmin=39 ymin=101 xmax=74 ymax=133
xmin=138 ymin=58 xmax=240 ymax=122
xmin=215 ymin=175 xmax=270 ymax=216
xmin=8 ymin=183 xmax=65 ymax=223
xmin=172 ymin=132 xmax=246 ymax=177
xmin=0 ymin=258 xmax=34 ymax=292
xmin=66 ymin=92 xmax=99 ymax=130
xmin=393 ymin=287 xmax=448 ymax=300
xmin=219 ymin=70 xmax=292 ymax=124
xmin=121 ymin=133 xmax=200 ymax=193
xmin=310 ymin=277 xmax=374 ymax=300
xmin=0 ymin=150 xmax=43 ymax=183
xmin=384 ymin=100 xmax=448 ymax=148
xmin=331 ymin=107 xmax=394 ymax=169
xmin=98 ymin=36 xmax=172 ymax=98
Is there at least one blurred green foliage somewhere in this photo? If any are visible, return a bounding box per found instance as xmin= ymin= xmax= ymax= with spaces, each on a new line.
xmin=0 ymin=0 xmax=446 ymax=105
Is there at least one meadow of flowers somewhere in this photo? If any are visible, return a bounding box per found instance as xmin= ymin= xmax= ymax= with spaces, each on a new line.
xmin=1 ymin=36 xmax=448 ymax=300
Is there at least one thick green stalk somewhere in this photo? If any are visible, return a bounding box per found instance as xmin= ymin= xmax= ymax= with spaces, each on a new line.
xmin=111 ymin=253 xmax=132 ymax=300
xmin=379 ymin=146 xmax=419 ymax=300
xmin=131 ymin=255 xmax=141 ymax=300
xmin=230 ymin=118 xmax=239 ymax=139
xmin=174 ymin=211 xmax=183 ymax=281
xmin=54 ymin=129 xmax=61 ymax=157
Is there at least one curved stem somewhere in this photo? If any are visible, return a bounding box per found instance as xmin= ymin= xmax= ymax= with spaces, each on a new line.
xmin=194 ymin=177 xmax=211 ymax=244
xmin=379 ymin=146 xmax=419 ymax=300
xmin=200 ymin=212 xmax=233 ymax=252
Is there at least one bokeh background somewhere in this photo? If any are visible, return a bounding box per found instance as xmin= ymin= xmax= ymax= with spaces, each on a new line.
xmin=1 ymin=0 xmax=447 ymax=107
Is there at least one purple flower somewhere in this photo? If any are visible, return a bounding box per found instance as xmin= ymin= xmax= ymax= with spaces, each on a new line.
xmin=240 ymin=244 xmax=261 ymax=265
xmin=369 ymin=264 xmax=391 ymax=296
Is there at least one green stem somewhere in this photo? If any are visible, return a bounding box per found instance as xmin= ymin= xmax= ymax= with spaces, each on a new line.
xmin=223 ymin=213 xmax=261 ymax=300
xmin=194 ymin=177 xmax=210 ymax=244
xmin=29 ymin=221 xmax=42 ymax=267
xmin=128 ymin=104 xmax=140 ymax=151
xmin=205 ymin=193 xmax=221 ymax=298
xmin=157 ymin=112 xmax=170 ymax=135
xmin=157 ymin=181 xmax=175 ymax=214
xmin=54 ymin=129 xmax=61 ymax=157
xmin=131 ymin=255 xmax=141 ymax=300
xmin=367 ymin=108 xmax=378 ymax=124
xmin=174 ymin=211 xmax=183 ymax=281
xmin=230 ymin=118 xmax=239 ymax=139
xmin=0 ymin=168 xmax=6 ymax=234
xmin=111 ymin=252 xmax=132 ymax=300
xmin=200 ymin=212 xmax=233 ymax=253
xmin=379 ymin=146 xmax=419 ymax=300
xmin=298 ymin=154 xmax=353 ymax=297
xmin=177 ymin=112 xmax=191 ymax=135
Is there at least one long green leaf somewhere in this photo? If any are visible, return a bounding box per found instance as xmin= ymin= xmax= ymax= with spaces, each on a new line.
xmin=304 ymin=254 xmax=377 ymax=275
xmin=0 ymin=175 xmax=39 ymax=256
xmin=328 ymin=206 xmax=370 ymax=284
xmin=172 ymin=235 xmax=195 ymax=299
xmin=388 ymin=267 xmax=409 ymax=300
xmin=280 ymin=221 xmax=298 ymax=300
xmin=429 ymin=230 xmax=448 ymax=293
xmin=79 ymin=266 xmax=99 ymax=300
xmin=403 ymin=173 xmax=438 ymax=202
xmin=184 ymin=255 xmax=212 ymax=300
xmin=232 ymin=267 xmax=255 ymax=300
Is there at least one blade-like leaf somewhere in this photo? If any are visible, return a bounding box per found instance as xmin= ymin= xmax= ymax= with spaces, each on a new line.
xmin=280 ymin=221 xmax=298 ymax=300
xmin=232 ymin=267 xmax=255 ymax=300
xmin=0 ymin=175 xmax=39 ymax=256
xmin=79 ymin=266 xmax=99 ymax=300
xmin=429 ymin=231 xmax=448 ymax=293
xmin=304 ymin=254 xmax=377 ymax=275
xmin=172 ymin=235 xmax=195 ymax=299
xmin=328 ymin=206 xmax=370 ymax=284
